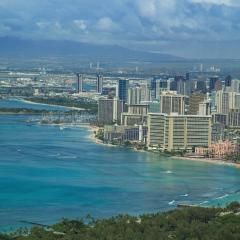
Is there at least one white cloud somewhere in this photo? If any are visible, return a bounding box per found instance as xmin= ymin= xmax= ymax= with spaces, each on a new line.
xmin=190 ymin=0 xmax=239 ymax=6
xmin=73 ymin=20 xmax=87 ymax=31
xmin=97 ymin=17 xmax=118 ymax=31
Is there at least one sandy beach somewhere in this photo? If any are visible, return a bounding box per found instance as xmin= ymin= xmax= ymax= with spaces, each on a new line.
xmin=173 ymin=156 xmax=240 ymax=168
xmin=88 ymin=126 xmax=122 ymax=147
xmin=18 ymin=98 xmax=85 ymax=111
xmin=88 ymin=127 xmax=240 ymax=168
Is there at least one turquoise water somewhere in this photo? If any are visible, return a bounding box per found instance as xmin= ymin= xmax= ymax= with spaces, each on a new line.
xmin=1 ymin=100 xmax=240 ymax=231
xmin=0 ymin=98 xmax=71 ymax=111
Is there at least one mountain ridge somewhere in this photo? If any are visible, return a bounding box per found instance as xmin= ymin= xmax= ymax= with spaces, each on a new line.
xmin=0 ymin=36 xmax=183 ymax=62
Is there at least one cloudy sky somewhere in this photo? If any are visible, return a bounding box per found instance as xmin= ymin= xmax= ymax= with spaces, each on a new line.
xmin=0 ymin=0 xmax=240 ymax=58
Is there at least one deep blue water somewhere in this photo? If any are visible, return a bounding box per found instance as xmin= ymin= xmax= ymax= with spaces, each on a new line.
xmin=1 ymin=99 xmax=240 ymax=231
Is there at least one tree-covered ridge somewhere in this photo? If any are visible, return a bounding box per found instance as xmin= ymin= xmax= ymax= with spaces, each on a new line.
xmin=2 ymin=202 xmax=240 ymax=240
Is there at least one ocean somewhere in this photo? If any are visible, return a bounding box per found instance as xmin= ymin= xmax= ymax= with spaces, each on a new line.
xmin=0 ymin=99 xmax=240 ymax=231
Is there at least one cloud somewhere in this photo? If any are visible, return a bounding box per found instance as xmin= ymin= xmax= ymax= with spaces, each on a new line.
xmin=73 ymin=20 xmax=87 ymax=31
xmin=190 ymin=0 xmax=239 ymax=6
xmin=96 ymin=17 xmax=118 ymax=31
xmin=0 ymin=0 xmax=239 ymax=58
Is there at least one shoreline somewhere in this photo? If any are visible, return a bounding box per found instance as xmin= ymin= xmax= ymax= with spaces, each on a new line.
xmin=87 ymin=126 xmax=240 ymax=169
xmin=16 ymin=98 xmax=85 ymax=111
xmin=173 ymin=156 xmax=240 ymax=169
xmin=4 ymin=96 xmax=238 ymax=170
xmin=87 ymin=125 xmax=121 ymax=148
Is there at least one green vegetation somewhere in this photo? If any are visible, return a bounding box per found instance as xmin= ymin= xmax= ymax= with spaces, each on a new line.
xmin=25 ymin=97 xmax=98 ymax=113
xmin=0 ymin=108 xmax=82 ymax=115
xmin=95 ymin=128 xmax=104 ymax=141
xmin=3 ymin=203 xmax=240 ymax=240
xmin=0 ymin=108 xmax=57 ymax=115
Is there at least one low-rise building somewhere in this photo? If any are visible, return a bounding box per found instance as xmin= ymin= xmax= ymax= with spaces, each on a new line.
xmin=104 ymin=125 xmax=148 ymax=144
xmin=195 ymin=147 xmax=209 ymax=156
xmin=209 ymin=140 xmax=236 ymax=158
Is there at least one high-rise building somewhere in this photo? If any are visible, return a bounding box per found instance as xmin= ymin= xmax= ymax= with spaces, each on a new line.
xmin=229 ymin=91 xmax=240 ymax=110
xmin=98 ymin=97 xmax=124 ymax=125
xmin=76 ymin=74 xmax=84 ymax=93
xmin=228 ymin=109 xmax=240 ymax=127
xmin=215 ymin=90 xmax=230 ymax=114
xmin=96 ymin=75 xmax=103 ymax=94
xmin=188 ymin=93 xmax=205 ymax=115
xmin=117 ymin=79 xmax=129 ymax=103
xmin=174 ymin=76 xmax=191 ymax=96
xmin=155 ymin=79 xmax=171 ymax=99
xmin=215 ymin=90 xmax=240 ymax=114
xmin=231 ymin=79 xmax=240 ymax=93
xmin=225 ymin=75 xmax=232 ymax=87
xmin=212 ymin=113 xmax=228 ymax=126
xmin=128 ymin=85 xmax=151 ymax=105
xmin=148 ymin=113 xmax=211 ymax=151
xmin=214 ymin=80 xmax=222 ymax=91
xmin=209 ymin=77 xmax=219 ymax=92
xmin=198 ymin=100 xmax=211 ymax=116
xmin=150 ymin=77 xmax=157 ymax=100
xmin=160 ymin=91 xmax=186 ymax=115
xmin=195 ymin=80 xmax=207 ymax=93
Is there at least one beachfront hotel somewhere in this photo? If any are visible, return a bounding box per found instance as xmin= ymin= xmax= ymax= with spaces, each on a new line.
xmin=98 ymin=97 xmax=124 ymax=125
xmin=147 ymin=113 xmax=212 ymax=152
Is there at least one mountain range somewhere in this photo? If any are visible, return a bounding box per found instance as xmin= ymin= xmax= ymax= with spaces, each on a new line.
xmin=0 ymin=37 xmax=183 ymax=62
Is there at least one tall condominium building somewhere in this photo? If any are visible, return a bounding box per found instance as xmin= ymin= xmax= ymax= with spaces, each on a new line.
xmin=128 ymin=85 xmax=151 ymax=105
xmin=155 ymin=79 xmax=171 ymax=99
xmin=177 ymin=79 xmax=191 ymax=96
xmin=214 ymin=80 xmax=223 ymax=91
xmin=231 ymin=79 xmax=240 ymax=93
xmin=148 ymin=113 xmax=211 ymax=151
xmin=188 ymin=93 xmax=205 ymax=115
xmin=150 ymin=77 xmax=157 ymax=100
xmin=76 ymin=74 xmax=84 ymax=93
xmin=96 ymin=75 xmax=103 ymax=94
xmin=160 ymin=91 xmax=186 ymax=115
xmin=174 ymin=76 xmax=191 ymax=96
xmin=229 ymin=91 xmax=240 ymax=109
xmin=98 ymin=97 xmax=124 ymax=125
xmin=225 ymin=75 xmax=232 ymax=87
xmin=215 ymin=90 xmax=230 ymax=114
xmin=215 ymin=90 xmax=240 ymax=114
xmin=209 ymin=77 xmax=219 ymax=92
xmin=228 ymin=109 xmax=240 ymax=128
xmin=117 ymin=79 xmax=129 ymax=103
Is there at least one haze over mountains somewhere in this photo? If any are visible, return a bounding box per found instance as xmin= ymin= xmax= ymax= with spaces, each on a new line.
xmin=0 ymin=37 xmax=183 ymax=62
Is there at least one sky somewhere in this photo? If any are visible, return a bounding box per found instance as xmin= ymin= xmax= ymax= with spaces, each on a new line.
xmin=0 ymin=0 xmax=240 ymax=58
